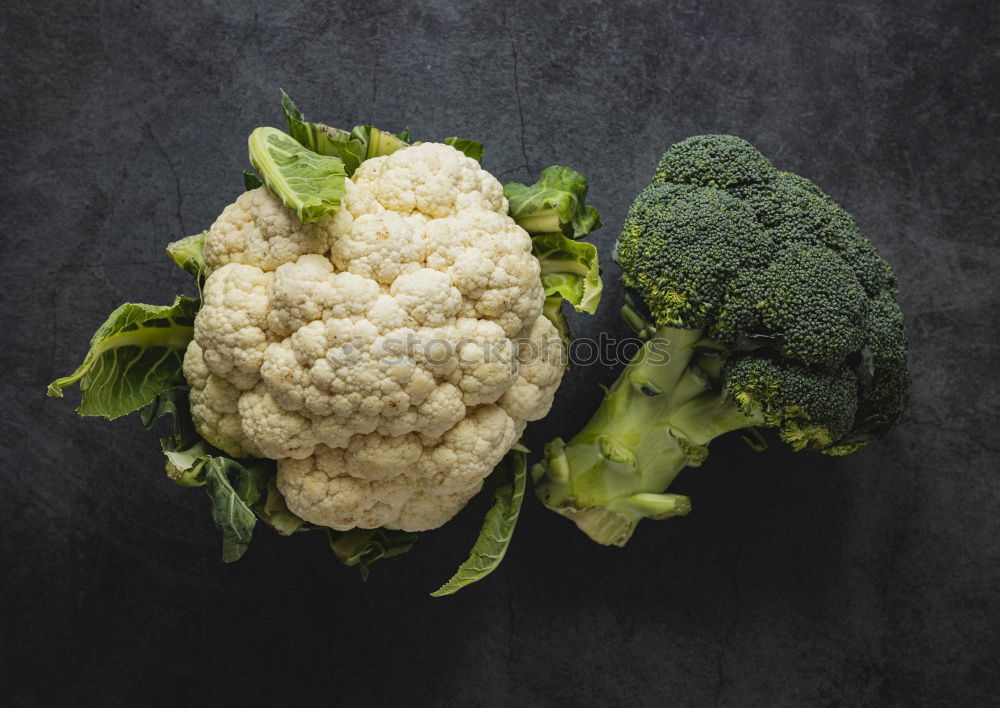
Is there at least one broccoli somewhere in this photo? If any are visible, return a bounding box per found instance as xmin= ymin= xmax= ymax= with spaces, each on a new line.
xmin=533 ymin=135 xmax=910 ymax=546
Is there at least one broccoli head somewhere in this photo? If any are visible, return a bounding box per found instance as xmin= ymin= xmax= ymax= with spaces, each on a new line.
xmin=534 ymin=135 xmax=910 ymax=545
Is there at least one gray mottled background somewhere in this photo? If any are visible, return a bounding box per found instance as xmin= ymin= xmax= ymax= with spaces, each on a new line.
xmin=2 ymin=0 xmax=998 ymax=705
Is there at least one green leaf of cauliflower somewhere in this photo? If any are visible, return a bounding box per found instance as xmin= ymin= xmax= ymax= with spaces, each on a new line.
xmin=47 ymin=296 xmax=197 ymax=419
xmin=247 ymin=126 xmax=347 ymax=223
xmin=505 ymin=166 xmax=603 ymax=238
xmin=202 ymin=456 xmax=268 ymax=562
xmin=165 ymin=231 xmax=207 ymax=294
xmin=143 ymin=389 xmax=308 ymax=552
xmin=242 ymin=170 xmax=263 ymax=191
xmin=530 ymin=232 xmax=603 ymax=350
xmin=533 ymin=231 xmax=603 ymax=315
xmin=443 ymin=136 xmax=485 ymax=162
xmin=280 ymin=91 xmax=408 ymax=176
xmin=431 ymin=449 xmax=527 ymax=596
xmin=280 ymin=89 xmax=349 ymax=159
xmin=328 ymin=528 xmax=419 ymax=581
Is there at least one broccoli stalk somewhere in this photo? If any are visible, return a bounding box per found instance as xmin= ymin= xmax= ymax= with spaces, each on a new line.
xmin=534 ymin=325 xmax=761 ymax=546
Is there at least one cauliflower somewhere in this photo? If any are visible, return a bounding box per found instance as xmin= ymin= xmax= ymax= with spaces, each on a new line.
xmin=184 ymin=143 xmax=563 ymax=532
xmin=49 ymin=96 xmax=604 ymax=583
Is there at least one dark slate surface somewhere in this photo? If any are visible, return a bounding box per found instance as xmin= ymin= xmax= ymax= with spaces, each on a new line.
xmin=2 ymin=0 xmax=998 ymax=705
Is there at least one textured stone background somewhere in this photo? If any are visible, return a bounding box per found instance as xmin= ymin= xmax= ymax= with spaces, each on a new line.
xmin=2 ymin=0 xmax=998 ymax=705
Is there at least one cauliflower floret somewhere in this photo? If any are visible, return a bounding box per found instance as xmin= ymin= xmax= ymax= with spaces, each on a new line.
xmin=341 ymin=178 xmax=386 ymax=219
xmin=277 ymin=447 xmax=413 ymax=531
xmin=342 ymin=432 xmax=424 ymax=480
xmin=194 ymin=263 xmax=272 ymax=390
xmin=330 ymin=211 xmax=425 ymax=285
xmin=449 ymin=318 xmax=519 ymax=406
xmin=204 ymin=187 xmax=335 ymax=274
xmin=366 ymin=293 xmax=410 ymax=330
xmin=276 ymin=404 xmax=520 ymax=531
xmin=499 ymin=315 xmax=565 ymax=421
xmin=267 ymin=255 xmax=379 ymax=336
xmin=183 ymin=341 xmax=259 ymax=458
xmin=238 ymin=383 xmax=318 ymax=460
xmin=352 ymin=143 xmax=507 ymax=217
xmin=390 ymin=268 xmax=462 ymax=327
xmin=412 ymin=404 xmax=521 ymax=493
xmin=424 ymin=209 xmax=542 ymax=335
xmin=376 ymin=382 xmax=468 ymax=439
xmin=189 ymin=142 xmax=562 ymax=532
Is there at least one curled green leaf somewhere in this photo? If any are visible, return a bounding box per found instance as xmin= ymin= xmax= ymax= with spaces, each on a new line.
xmin=431 ymin=449 xmax=527 ymax=596
xmin=248 ymin=126 xmax=347 ymax=223
xmin=360 ymin=125 xmax=409 ymax=159
xmin=165 ymin=231 xmax=207 ymax=294
xmin=280 ymin=91 xmax=410 ymax=176
xmin=534 ymin=231 xmax=603 ymax=315
xmin=143 ymin=389 xmax=306 ymax=552
xmin=47 ymin=297 xmax=197 ymax=419
xmin=531 ymin=232 xmax=603 ymax=353
xmin=505 ymin=166 xmax=603 ymax=238
xmin=280 ymin=89 xmax=347 ymax=158
xmin=542 ymin=294 xmax=572 ymax=353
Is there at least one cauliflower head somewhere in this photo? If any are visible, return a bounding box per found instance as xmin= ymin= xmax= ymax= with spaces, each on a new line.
xmin=185 ymin=143 xmax=564 ymax=531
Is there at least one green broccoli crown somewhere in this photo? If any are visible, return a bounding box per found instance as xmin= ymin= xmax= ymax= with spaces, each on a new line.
xmin=615 ymin=134 xmax=910 ymax=452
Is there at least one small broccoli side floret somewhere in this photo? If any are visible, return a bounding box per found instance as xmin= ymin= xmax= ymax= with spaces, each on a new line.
xmin=534 ymin=134 xmax=910 ymax=545
xmin=724 ymin=354 xmax=858 ymax=451
xmin=828 ymin=289 xmax=910 ymax=454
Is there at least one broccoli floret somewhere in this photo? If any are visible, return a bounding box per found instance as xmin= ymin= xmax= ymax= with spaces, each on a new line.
xmin=615 ymin=182 xmax=773 ymax=328
xmin=829 ymin=290 xmax=910 ymax=454
xmin=725 ymin=354 xmax=859 ymax=451
xmin=534 ymin=134 xmax=910 ymax=545
xmin=654 ymin=134 xmax=773 ymax=188
xmin=756 ymin=243 xmax=868 ymax=367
